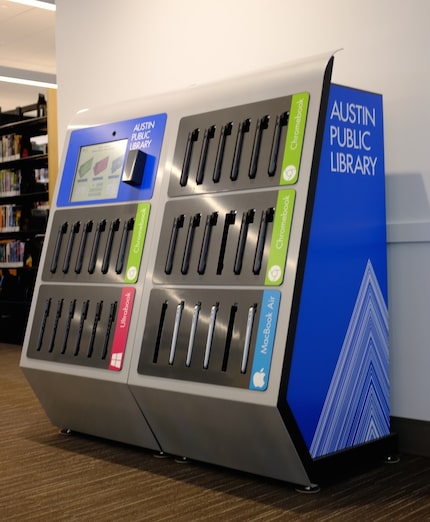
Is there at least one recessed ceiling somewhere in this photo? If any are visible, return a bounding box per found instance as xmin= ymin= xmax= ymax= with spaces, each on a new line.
xmin=0 ymin=0 xmax=55 ymax=112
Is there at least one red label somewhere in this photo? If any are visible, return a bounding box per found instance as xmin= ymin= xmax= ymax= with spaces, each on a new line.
xmin=109 ymin=287 xmax=135 ymax=371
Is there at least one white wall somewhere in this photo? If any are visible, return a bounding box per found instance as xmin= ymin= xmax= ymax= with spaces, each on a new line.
xmin=56 ymin=0 xmax=430 ymax=422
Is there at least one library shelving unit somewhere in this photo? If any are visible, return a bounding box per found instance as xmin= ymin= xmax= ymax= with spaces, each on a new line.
xmin=0 ymin=95 xmax=49 ymax=344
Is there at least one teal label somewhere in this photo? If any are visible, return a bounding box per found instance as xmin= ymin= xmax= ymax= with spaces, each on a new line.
xmin=124 ymin=203 xmax=150 ymax=283
xmin=280 ymin=92 xmax=309 ymax=185
xmin=265 ymin=189 xmax=295 ymax=286
xmin=249 ymin=290 xmax=280 ymax=391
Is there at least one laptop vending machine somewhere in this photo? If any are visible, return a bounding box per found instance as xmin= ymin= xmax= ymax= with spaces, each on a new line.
xmin=20 ymin=51 xmax=396 ymax=490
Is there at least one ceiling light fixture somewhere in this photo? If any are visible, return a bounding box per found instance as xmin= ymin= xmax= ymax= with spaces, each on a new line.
xmin=7 ymin=0 xmax=56 ymax=11
xmin=0 ymin=66 xmax=57 ymax=89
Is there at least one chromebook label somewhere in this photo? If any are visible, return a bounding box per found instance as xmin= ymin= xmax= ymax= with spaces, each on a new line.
xmin=265 ymin=189 xmax=295 ymax=286
xmin=124 ymin=202 xmax=150 ymax=283
xmin=280 ymin=92 xmax=309 ymax=185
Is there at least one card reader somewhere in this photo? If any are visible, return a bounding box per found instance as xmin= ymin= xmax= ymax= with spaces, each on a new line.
xmin=122 ymin=149 xmax=147 ymax=185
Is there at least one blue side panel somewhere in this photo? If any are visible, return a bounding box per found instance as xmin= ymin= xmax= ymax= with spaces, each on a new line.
xmin=57 ymin=113 xmax=166 ymax=206
xmin=286 ymin=84 xmax=389 ymax=457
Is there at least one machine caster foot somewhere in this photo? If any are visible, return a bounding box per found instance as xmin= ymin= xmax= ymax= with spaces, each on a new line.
xmin=153 ymin=451 xmax=170 ymax=459
xmin=383 ymin=454 xmax=400 ymax=464
xmin=59 ymin=428 xmax=72 ymax=436
xmin=174 ymin=456 xmax=189 ymax=464
xmin=295 ymin=483 xmax=320 ymax=494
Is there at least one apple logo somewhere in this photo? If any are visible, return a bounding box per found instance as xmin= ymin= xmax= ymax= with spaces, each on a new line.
xmin=252 ymin=368 xmax=266 ymax=388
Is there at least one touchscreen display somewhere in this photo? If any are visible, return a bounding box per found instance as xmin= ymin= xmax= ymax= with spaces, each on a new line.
xmin=70 ymin=139 xmax=128 ymax=202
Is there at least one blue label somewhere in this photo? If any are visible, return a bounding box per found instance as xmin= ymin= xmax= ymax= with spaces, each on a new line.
xmin=249 ymin=290 xmax=280 ymax=391
xmin=57 ymin=113 xmax=167 ymax=206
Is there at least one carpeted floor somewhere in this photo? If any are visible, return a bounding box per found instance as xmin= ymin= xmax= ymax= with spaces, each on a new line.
xmin=1 ymin=342 xmax=430 ymax=521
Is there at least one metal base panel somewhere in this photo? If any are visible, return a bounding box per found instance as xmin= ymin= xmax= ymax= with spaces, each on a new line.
xmin=22 ymin=368 xmax=160 ymax=451
xmin=130 ymin=385 xmax=312 ymax=487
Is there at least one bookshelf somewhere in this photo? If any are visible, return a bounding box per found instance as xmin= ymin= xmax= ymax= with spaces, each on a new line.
xmin=0 ymin=94 xmax=51 ymax=344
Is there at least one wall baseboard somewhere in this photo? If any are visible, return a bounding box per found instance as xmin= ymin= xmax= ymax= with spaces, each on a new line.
xmin=391 ymin=416 xmax=430 ymax=457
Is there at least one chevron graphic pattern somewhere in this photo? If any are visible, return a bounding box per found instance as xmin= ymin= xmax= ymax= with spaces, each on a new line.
xmin=310 ymin=259 xmax=389 ymax=458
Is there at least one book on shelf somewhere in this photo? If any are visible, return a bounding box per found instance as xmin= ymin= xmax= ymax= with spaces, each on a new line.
xmin=34 ymin=167 xmax=48 ymax=184
xmin=0 ymin=239 xmax=25 ymax=265
xmin=0 ymin=169 xmax=21 ymax=196
xmin=0 ymin=205 xmax=21 ymax=232
xmin=0 ymin=134 xmax=22 ymax=162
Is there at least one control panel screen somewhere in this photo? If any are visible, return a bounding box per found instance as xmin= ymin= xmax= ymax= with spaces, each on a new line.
xmin=70 ymin=139 xmax=128 ymax=202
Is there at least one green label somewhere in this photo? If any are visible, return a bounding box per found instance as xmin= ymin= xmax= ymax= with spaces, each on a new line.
xmin=280 ymin=92 xmax=309 ymax=185
xmin=124 ymin=203 xmax=151 ymax=283
xmin=265 ymin=189 xmax=295 ymax=286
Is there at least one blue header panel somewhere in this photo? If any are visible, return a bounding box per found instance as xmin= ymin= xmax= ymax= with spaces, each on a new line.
xmin=286 ymin=85 xmax=389 ymax=458
xmin=57 ymin=113 xmax=166 ymax=206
